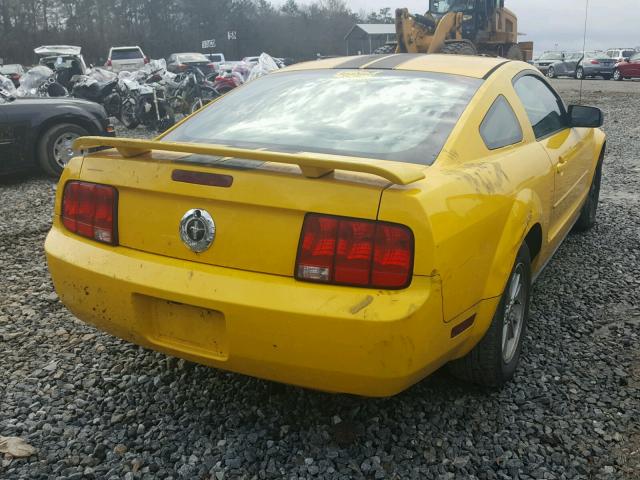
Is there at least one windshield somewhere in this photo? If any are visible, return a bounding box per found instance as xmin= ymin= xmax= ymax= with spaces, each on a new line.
xmin=163 ymin=70 xmax=481 ymax=166
xmin=630 ymin=53 xmax=640 ymax=61
xmin=430 ymin=0 xmax=475 ymax=14
xmin=111 ymin=49 xmax=143 ymax=60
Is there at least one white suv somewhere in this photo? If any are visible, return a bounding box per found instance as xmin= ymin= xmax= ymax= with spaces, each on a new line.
xmin=106 ymin=46 xmax=148 ymax=72
xmin=606 ymin=48 xmax=637 ymax=63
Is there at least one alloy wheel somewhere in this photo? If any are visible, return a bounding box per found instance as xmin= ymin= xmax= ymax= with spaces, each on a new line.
xmin=52 ymin=132 xmax=81 ymax=168
xmin=502 ymin=263 xmax=527 ymax=364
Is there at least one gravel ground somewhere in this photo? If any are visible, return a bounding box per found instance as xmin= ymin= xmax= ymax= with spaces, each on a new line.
xmin=1 ymin=80 xmax=639 ymax=480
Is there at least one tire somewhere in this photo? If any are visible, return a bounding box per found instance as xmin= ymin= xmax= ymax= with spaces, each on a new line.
xmin=439 ymin=40 xmax=477 ymax=56
xmin=155 ymin=104 xmax=175 ymax=133
xmin=37 ymin=123 xmax=88 ymax=177
xmin=575 ymin=67 xmax=585 ymax=80
xmin=448 ymin=243 xmax=532 ymax=387
xmin=120 ymin=99 xmax=139 ymax=130
xmin=613 ymin=69 xmax=624 ymax=81
xmin=602 ymin=74 xmax=612 ymax=80
xmin=573 ymin=156 xmax=603 ymax=232
xmin=547 ymin=67 xmax=556 ymax=79
xmin=505 ymin=44 xmax=524 ymax=61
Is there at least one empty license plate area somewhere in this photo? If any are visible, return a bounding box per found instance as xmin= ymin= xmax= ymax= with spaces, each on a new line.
xmin=135 ymin=295 xmax=228 ymax=360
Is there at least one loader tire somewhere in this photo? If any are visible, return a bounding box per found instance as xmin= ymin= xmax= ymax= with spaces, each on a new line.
xmin=505 ymin=44 xmax=524 ymax=60
xmin=439 ymin=40 xmax=477 ymax=56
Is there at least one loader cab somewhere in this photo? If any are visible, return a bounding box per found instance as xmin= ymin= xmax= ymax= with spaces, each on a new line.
xmin=429 ymin=0 xmax=500 ymax=42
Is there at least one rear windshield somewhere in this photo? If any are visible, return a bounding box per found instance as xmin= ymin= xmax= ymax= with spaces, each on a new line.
xmin=178 ymin=53 xmax=209 ymax=63
xmin=111 ymin=49 xmax=143 ymax=60
xmin=622 ymin=50 xmax=636 ymax=58
xmin=0 ymin=65 xmax=21 ymax=74
xmin=163 ymin=70 xmax=481 ymax=165
xmin=540 ymin=53 xmax=563 ymax=61
xmin=208 ymin=55 xmax=223 ymax=62
xmin=585 ymin=52 xmax=611 ymax=60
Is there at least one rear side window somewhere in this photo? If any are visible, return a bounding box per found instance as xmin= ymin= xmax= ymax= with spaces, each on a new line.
xmin=480 ymin=96 xmax=523 ymax=150
xmin=513 ymin=75 xmax=566 ymax=139
xmin=111 ymin=49 xmax=143 ymax=60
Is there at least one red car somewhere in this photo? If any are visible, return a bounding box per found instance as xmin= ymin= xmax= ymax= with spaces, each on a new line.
xmin=614 ymin=52 xmax=640 ymax=81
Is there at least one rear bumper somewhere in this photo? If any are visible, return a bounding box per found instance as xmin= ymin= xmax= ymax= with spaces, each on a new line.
xmin=583 ymin=65 xmax=615 ymax=76
xmin=44 ymin=225 xmax=471 ymax=397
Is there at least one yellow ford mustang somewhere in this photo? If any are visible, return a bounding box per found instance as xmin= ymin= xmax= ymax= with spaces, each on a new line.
xmin=45 ymin=54 xmax=606 ymax=397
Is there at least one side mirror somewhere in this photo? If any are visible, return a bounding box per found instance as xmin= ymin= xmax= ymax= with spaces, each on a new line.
xmin=568 ymin=105 xmax=603 ymax=128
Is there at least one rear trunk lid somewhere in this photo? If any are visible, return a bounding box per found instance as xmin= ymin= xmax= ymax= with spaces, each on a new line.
xmin=76 ymin=140 xmax=422 ymax=277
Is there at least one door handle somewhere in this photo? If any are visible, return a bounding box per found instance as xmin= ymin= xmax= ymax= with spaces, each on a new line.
xmin=557 ymin=156 xmax=568 ymax=174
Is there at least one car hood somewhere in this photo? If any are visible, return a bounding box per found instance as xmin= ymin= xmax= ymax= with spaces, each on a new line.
xmin=34 ymin=45 xmax=82 ymax=56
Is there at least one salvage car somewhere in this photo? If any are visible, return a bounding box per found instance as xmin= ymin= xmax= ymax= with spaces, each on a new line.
xmin=0 ymin=89 xmax=115 ymax=176
xmin=167 ymin=53 xmax=216 ymax=74
xmin=45 ymin=54 xmax=606 ymax=397
xmin=0 ymin=64 xmax=25 ymax=87
xmin=575 ymin=52 xmax=616 ymax=80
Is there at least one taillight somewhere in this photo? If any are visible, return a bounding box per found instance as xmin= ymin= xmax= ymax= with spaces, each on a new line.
xmin=295 ymin=214 xmax=414 ymax=289
xmin=106 ymin=59 xmax=112 ymax=67
xmin=62 ymin=181 xmax=118 ymax=245
xmin=590 ymin=60 xmax=600 ymax=65
xmin=144 ymin=56 xmax=150 ymax=64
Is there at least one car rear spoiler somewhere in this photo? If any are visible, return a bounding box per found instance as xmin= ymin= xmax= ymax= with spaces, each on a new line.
xmin=74 ymin=137 xmax=426 ymax=186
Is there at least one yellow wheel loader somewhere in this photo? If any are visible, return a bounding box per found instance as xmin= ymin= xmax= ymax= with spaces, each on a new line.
xmin=381 ymin=0 xmax=533 ymax=61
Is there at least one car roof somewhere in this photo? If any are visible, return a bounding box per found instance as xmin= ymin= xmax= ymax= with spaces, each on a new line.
xmin=111 ymin=46 xmax=142 ymax=50
xmin=285 ymin=54 xmax=514 ymax=79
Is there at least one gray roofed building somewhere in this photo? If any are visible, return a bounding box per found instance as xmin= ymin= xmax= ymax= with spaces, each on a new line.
xmin=344 ymin=24 xmax=397 ymax=55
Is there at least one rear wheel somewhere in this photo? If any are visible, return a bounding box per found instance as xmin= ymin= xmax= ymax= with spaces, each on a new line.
xmin=439 ymin=40 xmax=477 ymax=56
xmin=574 ymin=157 xmax=603 ymax=232
xmin=38 ymin=123 xmax=88 ymax=177
xmin=613 ymin=69 xmax=624 ymax=81
xmin=547 ymin=67 xmax=556 ymax=79
xmin=576 ymin=67 xmax=585 ymax=80
xmin=448 ymin=243 xmax=531 ymax=387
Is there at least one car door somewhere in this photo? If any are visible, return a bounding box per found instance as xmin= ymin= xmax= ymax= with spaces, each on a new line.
xmin=629 ymin=55 xmax=640 ymax=77
xmin=0 ymin=102 xmax=30 ymax=172
xmin=513 ymin=74 xmax=595 ymax=243
xmin=565 ymin=53 xmax=581 ymax=76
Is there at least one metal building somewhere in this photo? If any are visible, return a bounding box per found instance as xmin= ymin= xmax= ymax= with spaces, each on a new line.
xmin=344 ymin=24 xmax=396 ymax=55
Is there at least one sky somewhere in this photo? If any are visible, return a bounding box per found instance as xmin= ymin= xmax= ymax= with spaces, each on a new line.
xmin=297 ymin=0 xmax=640 ymax=54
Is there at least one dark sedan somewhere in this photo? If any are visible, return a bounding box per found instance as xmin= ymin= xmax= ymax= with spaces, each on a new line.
xmin=0 ymin=95 xmax=115 ymax=176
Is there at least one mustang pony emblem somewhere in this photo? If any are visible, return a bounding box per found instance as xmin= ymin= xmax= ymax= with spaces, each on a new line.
xmin=179 ymin=209 xmax=216 ymax=253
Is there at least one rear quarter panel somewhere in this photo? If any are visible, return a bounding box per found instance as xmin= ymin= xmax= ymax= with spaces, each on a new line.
xmin=379 ymin=63 xmax=554 ymax=324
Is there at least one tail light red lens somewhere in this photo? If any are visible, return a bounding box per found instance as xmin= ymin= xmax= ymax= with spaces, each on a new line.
xmin=296 ymin=214 xmax=414 ymax=289
xmin=590 ymin=60 xmax=600 ymax=65
xmin=106 ymin=59 xmax=112 ymax=67
xmin=62 ymin=181 xmax=118 ymax=245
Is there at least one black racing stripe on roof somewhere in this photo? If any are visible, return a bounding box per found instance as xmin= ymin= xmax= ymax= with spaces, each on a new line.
xmin=363 ymin=53 xmax=426 ymax=70
xmin=482 ymin=60 xmax=511 ymax=79
xmin=333 ymin=55 xmax=384 ymax=69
